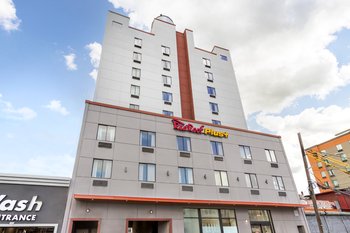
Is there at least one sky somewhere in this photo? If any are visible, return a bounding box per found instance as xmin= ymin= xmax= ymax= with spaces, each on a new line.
xmin=1 ymin=0 xmax=350 ymax=194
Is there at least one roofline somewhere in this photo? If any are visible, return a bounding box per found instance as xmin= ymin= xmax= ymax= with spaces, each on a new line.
xmin=306 ymin=131 xmax=350 ymax=150
xmin=107 ymin=11 xmax=230 ymax=56
xmin=108 ymin=10 xmax=129 ymax=19
xmin=129 ymin=26 xmax=155 ymax=36
xmin=86 ymin=100 xmax=281 ymax=139
xmin=0 ymin=173 xmax=70 ymax=187
xmin=74 ymin=194 xmax=305 ymax=208
xmin=154 ymin=18 xmax=176 ymax=26
xmin=195 ymin=47 xmax=217 ymax=55
xmin=212 ymin=45 xmax=230 ymax=52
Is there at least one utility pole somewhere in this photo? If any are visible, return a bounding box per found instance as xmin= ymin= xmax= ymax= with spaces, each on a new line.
xmin=298 ymin=133 xmax=324 ymax=233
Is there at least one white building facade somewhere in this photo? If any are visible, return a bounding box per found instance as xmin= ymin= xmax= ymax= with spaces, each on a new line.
xmin=61 ymin=12 xmax=309 ymax=233
xmin=94 ymin=12 xmax=247 ymax=129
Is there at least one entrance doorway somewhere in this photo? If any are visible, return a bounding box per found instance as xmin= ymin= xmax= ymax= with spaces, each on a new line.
xmin=71 ymin=221 xmax=98 ymax=233
xmin=127 ymin=220 xmax=171 ymax=233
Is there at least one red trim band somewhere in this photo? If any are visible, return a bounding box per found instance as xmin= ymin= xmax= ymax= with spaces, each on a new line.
xmin=74 ymin=194 xmax=306 ymax=208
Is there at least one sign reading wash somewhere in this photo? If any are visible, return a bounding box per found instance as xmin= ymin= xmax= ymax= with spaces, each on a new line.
xmin=0 ymin=194 xmax=43 ymax=222
xmin=172 ymin=119 xmax=229 ymax=138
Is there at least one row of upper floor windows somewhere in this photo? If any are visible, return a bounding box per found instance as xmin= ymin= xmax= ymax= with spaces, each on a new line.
xmin=134 ymin=37 xmax=170 ymax=56
xmin=129 ymin=103 xmax=220 ymax=124
xmin=129 ymin=83 xmax=221 ymax=118
xmin=134 ymin=38 xmax=228 ymax=74
xmin=130 ymin=84 xmax=173 ymax=103
xmin=97 ymin=125 xmax=279 ymax=163
xmin=91 ymin=158 xmax=285 ymax=190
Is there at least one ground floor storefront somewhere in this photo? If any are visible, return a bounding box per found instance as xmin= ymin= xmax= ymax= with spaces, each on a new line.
xmin=0 ymin=174 xmax=70 ymax=233
xmin=64 ymin=198 xmax=309 ymax=233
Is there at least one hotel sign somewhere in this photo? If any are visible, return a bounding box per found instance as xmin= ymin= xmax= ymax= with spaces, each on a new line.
xmin=0 ymin=195 xmax=43 ymax=222
xmin=172 ymin=119 xmax=229 ymax=138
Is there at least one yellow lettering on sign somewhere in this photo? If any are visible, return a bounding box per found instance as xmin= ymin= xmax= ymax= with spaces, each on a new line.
xmin=203 ymin=128 xmax=229 ymax=138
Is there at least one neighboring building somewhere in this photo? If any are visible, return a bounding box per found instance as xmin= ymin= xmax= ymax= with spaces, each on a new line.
xmin=0 ymin=173 xmax=70 ymax=233
xmin=61 ymin=12 xmax=309 ymax=233
xmin=306 ymin=129 xmax=350 ymax=192
xmin=302 ymin=193 xmax=350 ymax=232
xmin=315 ymin=190 xmax=350 ymax=212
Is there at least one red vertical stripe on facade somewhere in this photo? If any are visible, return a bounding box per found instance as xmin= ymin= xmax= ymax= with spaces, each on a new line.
xmin=176 ymin=31 xmax=195 ymax=120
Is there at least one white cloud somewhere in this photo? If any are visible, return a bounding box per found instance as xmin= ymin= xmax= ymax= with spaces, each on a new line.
xmin=86 ymin=42 xmax=102 ymax=81
xmin=64 ymin=53 xmax=77 ymax=71
xmin=256 ymin=105 xmax=350 ymax=193
xmin=89 ymin=69 xmax=98 ymax=81
xmin=107 ymin=0 xmax=350 ymax=115
xmin=0 ymin=94 xmax=37 ymax=120
xmin=0 ymin=0 xmax=21 ymax=31
xmin=45 ymin=100 xmax=69 ymax=116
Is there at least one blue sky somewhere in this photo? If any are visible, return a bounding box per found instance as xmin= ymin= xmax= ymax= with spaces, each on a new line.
xmin=1 ymin=0 xmax=350 ymax=193
xmin=0 ymin=0 xmax=120 ymax=176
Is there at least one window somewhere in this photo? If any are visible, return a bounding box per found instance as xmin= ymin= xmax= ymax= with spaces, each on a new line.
xmin=184 ymin=209 xmax=238 ymax=233
xmin=138 ymin=163 xmax=155 ymax=182
xmin=220 ymin=54 xmax=228 ymax=61
xmin=211 ymin=141 xmax=224 ymax=156
xmin=132 ymin=67 xmax=141 ymax=79
xmin=324 ymin=159 xmax=331 ymax=166
xmin=140 ymin=131 xmax=155 ymax=147
xmin=239 ymin=145 xmax=252 ymax=160
xmin=245 ymin=173 xmax=259 ymax=189
xmin=324 ymin=181 xmax=330 ymax=188
xmin=207 ymin=86 xmax=216 ymax=97
xmin=134 ymin=37 xmax=142 ymax=48
xmin=97 ymin=125 xmax=116 ymax=142
xmin=179 ymin=167 xmax=193 ymax=184
xmin=272 ymin=176 xmax=285 ymax=190
xmin=333 ymin=180 xmax=339 ymax=187
xmin=209 ymin=102 xmax=219 ymax=114
xmin=317 ymin=162 xmax=323 ymax=168
xmin=212 ymin=120 xmax=221 ymax=125
xmin=92 ymin=159 xmax=112 ymax=178
xmin=336 ymin=144 xmax=343 ymax=152
xmin=214 ymin=171 xmax=229 ymax=187
xmin=162 ymin=45 xmax=170 ymax=56
xmin=130 ymin=85 xmax=140 ymax=98
xmin=200 ymin=209 xmax=221 ymax=233
xmin=162 ymin=75 xmax=172 ymax=87
xmin=205 ymin=71 xmax=214 ymax=82
xmin=162 ymin=110 xmax=173 ymax=116
xmin=321 ymin=171 xmax=327 ymax=178
xmin=177 ymin=136 xmax=191 ymax=152
xmin=129 ymin=104 xmax=139 ymax=110
xmin=265 ymin=149 xmax=277 ymax=163
xmin=202 ymin=58 xmax=211 ymax=68
xmin=133 ymin=52 xmax=142 ymax=63
xmin=162 ymin=60 xmax=171 ymax=71
xmin=328 ymin=169 xmax=335 ymax=177
xmin=248 ymin=210 xmax=274 ymax=233
xmin=341 ymin=153 xmax=347 ymax=162
xmin=162 ymin=91 xmax=173 ymax=104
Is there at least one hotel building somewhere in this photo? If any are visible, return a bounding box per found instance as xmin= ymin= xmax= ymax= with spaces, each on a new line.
xmin=61 ymin=11 xmax=309 ymax=233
